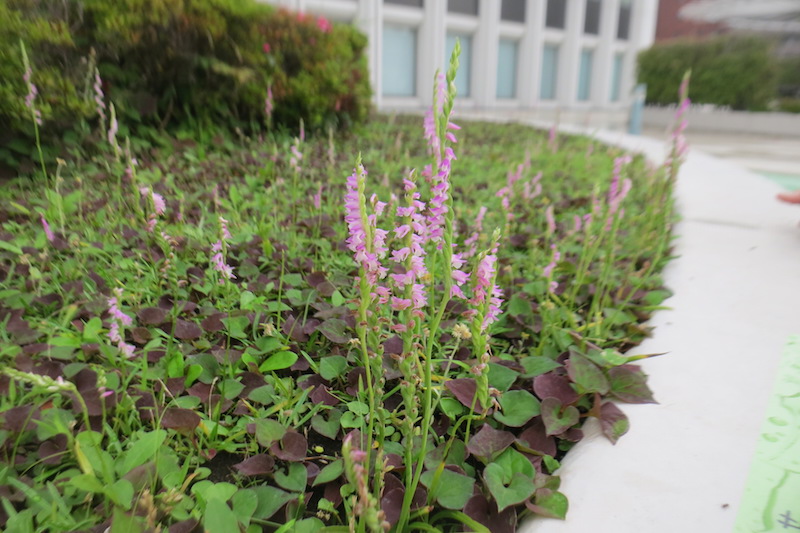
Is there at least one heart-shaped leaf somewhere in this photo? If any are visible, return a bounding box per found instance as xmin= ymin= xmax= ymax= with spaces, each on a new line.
xmin=251 ymin=486 xmax=296 ymax=520
xmin=173 ymin=319 xmax=202 ymax=341
xmin=274 ymin=462 xmax=307 ymax=492
xmin=137 ymin=307 xmax=166 ymax=326
xmin=608 ymin=365 xmax=656 ymax=404
xmin=526 ymin=488 xmax=569 ymax=519
xmin=312 ymin=459 xmax=344 ymax=487
xmin=494 ymin=390 xmax=540 ymax=427
xmin=487 ymin=363 xmax=520 ymax=393
xmin=160 ymin=408 xmax=201 ymax=433
xmin=270 ymin=431 xmax=307 ymax=461
xmin=533 ymin=373 xmax=578 ymax=405
xmin=203 ymin=497 xmax=239 ymax=533
xmin=254 ymin=419 xmax=286 ymax=447
xmin=466 ymin=423 xmax=515 ymax=462
xmin=311 ymin=409 xmax=342 ymax=439
xmin=519 ymin=356 xmax=561 ymax=378
xmin=444 ymin=378 xmax=486 ymax=413
xmin=516 ymin=417 xmax=556 ymax=457
xmin=484 ymin=462 xmax=536 ymax=512
xmin=599 ymin=402 xmax=629 ymax=444
xmin=316 ymin=318 xmax=350 ymax=344
xmin=494 ymin=448 xmax=535 ymax=479
xmin=420 ymin=468 xmax=475 ymax=510
xmin=233 ymin=454 xmax=275 ymax=476
xmin=540 ymin=398 xmax=580 ymax=436
xmin=567 ymin=352 xmax=609 ymax=394
xmin=319 ymin=355 xmax=348 ymax=380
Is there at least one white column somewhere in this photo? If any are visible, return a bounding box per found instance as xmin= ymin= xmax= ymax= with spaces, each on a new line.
xmin=475 ymin=0 xmax=501 ymax=108
xmin=521 ymin=0 xmax=546 ymax=108
xmin=559 ymin=0 xmax=585 ymax=108
xmin=594 ymin=0 xmax=620 ymax=106
xmin=622 ymin=0 xmax=658 ymax=106
xmin=419 ymin=1 xmax=447 ymax=107
xmin=355 ymin=0 xmax=382 ymax=109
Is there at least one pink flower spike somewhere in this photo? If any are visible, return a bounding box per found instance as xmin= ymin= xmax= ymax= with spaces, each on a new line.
xmin=316 ymin=16 xmax=332 ymax=33
xmin=40 ymin=215 xmax=54 ymax=242
xmin=263 ymin=43 xmax=271 ymax=54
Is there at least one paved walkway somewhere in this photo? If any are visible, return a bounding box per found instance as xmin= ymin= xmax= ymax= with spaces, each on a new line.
xmin=453 ymin=112 xmax=800 ymax=533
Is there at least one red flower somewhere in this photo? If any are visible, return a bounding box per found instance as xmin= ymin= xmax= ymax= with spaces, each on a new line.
xmin=263 ymin=43 xmax=271 ymax=54
xmin=316 ymin=16 xmax=332 ymax=33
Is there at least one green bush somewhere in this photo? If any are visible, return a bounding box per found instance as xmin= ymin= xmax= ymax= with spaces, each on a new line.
xmin=0 ymin=0 xmax=372 ymax=173
xmin=637 ymin=35 xmax=779 ymax=111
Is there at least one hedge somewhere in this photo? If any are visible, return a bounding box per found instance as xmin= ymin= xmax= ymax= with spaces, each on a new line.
xmin=1 ymin=0 xmax=371 ymax=173
xmin=637 ymin=34 xmax=779 ymax=111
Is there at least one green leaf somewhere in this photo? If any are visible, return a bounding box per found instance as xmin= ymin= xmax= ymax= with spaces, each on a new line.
xmin=121 ymin=430 xmax=167 ymax=475
xmin=312 ymin=459 xmax=344 ymax=486
xmin=231 ymin=489 xmax=259 ymax=525
xmin=255 ymin=336 xmax=284 ymax=354
xmin=104 ymin=479 xmax=134 ymax=510
xmin=82 ymin=317 xmax=103 ymax=343
xmin=319 ymin=355 xmax=348 ymax=380
xmin=0 ymin=240 xmax=22 ymax=255
xmin=608 ymin=365 xmax=656 ymax=404
xmin=420 ymin=468 xmax=475 ymax=510
xmin=494 ymin=448 xmax=535 ymax=479
xmin=439 ymin=397 xmax=466 ymax=420
xmin=507 ymin=294 xmax=532 ymax=316
xmin=252 ymin=486 xmax=296 ymax=519
xmin=204 ymin=498 xmax=240 ymax=533
xmin=519 ymin=356 xmax=561 ymax=378
xmin=330 ymin=290 xmax=345 ymax=307
xmin=531 ymin=489 xmax=569 ymax=519
xmin=540 ymin=398 xmax=580 ymax=436
xmin=240 ymin=291 xmax=257 ymax=310
xmin=311 ymin=409 xmax=342 ymax=439
xmin=566 ymin=352 xmax=609 ymax=394
xmin=222 ymin=315 xmax=250 ymax=339
xmin=255 ymin=419 xmax=286 ymax=447
xmin=493 ymin=390 xmax=540 ymax=427
xmin=69 ymin=474 xmax=104 ymax=494
xmin=487 ymin=363 xmax=519 ymax=392
xmin=347 ymin=401 xmax=370 ymax=416
xmin=483 ymin=463 xmax=536 ymax=512
xmin=599 ymin=402 xmax=630 ymax=444
xmin=274 ymin=463 xmax=307 ymax=492
xmin=259 ymin=351 xmax=298 ymax=372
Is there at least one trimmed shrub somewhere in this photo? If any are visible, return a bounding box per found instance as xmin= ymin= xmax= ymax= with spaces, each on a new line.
xmin=637 ymin=35 xmax=778 ymax=111
xmin=0 ymin=0 xmax=371 ymax=173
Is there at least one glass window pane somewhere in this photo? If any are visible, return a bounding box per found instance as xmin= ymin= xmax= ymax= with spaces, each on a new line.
xmin=448 ymin=0 xmax=478 ymax=15
xmin=540 ymin=44 xmax=559 ymax=100
xmin=497 ymin=39 xmax=518 ymax=99
xmin=446 ymin=33 xmax=472 ymax=97
xmin=545 ymin=0 xmax=566 ymax=29
xmin=611 ymin=52 xmax=624 ymax=102
xmin=501 ymin=0 xmax=526 ymax=22
xmin=584 ymin=0 xmax=601 ymax=35
xmin=577 ymin=48 xmax=594 ymax=101
xmin=382 ymin=26 xmax=417 ymax=97
xmin=618 ymin=0 xmax=631 ymax=40
xmin=385 ymin=0 xmax=424 ymax=7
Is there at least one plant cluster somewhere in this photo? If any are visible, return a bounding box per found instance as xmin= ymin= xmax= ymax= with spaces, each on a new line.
xmin=0 ymin=0 xmax=370 ymax=174
xmin=0 ymin=49 xmax=679 ymax=532
xmin=637 ymin=34 xmax=778 ymax=111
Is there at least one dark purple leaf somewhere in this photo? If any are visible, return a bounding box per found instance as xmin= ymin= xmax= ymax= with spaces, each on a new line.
xmin=132 ymin=327 xmax=152 ymax=344
xmin=282 ymin=315 xmax=308 ymax=343
xmin=270 ymin=431 xmax=307 ymax=462
xmin=517 ymin=418 xmax=556 ymax=457
xmin=599 ymin=402 xmax=629 ymax=444
xmin=160 ymin=408 xmax=201 ymax=433
xmin=38 ymin=434 xmax=68 ymax=465
xmin=466 ymin=423 xmax=515 ymax=462
xmin=464 ymin=493 xmax=518 ymax=533
xmin=173 ymin=320 xmax=202 ymax=340
xmin=381 ymin=487 xmax=404 ymax=527
xmin=444 ymin=378 xmax=487 ymax=414
xmin=608 ymin=365 xmax=656 ymax=404
xmin=169 ymin=518 xmax=199 ymax=533
xmin=316 ymin=318 xmax=350 ymax=344
xmin=233 ymin=454 xmax=275 ymax=476
xmin=566 ymin=352 xmax=609 ymax=394
xmin=2 ymin=405 xmax=39 ymax=432
xmin=201 ymin=313 xmax=226 ymax=333
xmin=137 ymin=307 xmax=167 ymax=326
xmin=533 ymin=373 xmax=578 ymax=405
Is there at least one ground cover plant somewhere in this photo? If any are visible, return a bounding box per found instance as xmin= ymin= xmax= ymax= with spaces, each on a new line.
xmin=0 ymin=48 xmax=683 ymax=532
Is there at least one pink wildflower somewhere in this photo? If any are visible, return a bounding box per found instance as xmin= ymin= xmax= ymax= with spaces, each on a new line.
xmin=545 ymin=205 xmax=556 ymax=234
xmin=94 ymin=69 xmax=106 ymax=121
xmin=107 ymin=111 xmax=118 ymax=146
xmin=316 ymin=16 xmax=332 ymax=33
xmin=263 ymin=43 xmax=271 ymax=54
xmin=40 ymin=215 xmax=54 ymax=242
xmin=265 ymin=85 xmax=274 ymax=120
xmin=313 ymin=184 xmax=322 ymax=209
xmin=344 ymin=164 xmax=387 ymax=287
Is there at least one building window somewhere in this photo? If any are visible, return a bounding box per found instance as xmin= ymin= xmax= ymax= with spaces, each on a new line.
xmin=382 ymin=26 xmax=417 ymax=97
xmin=584 ymin=0 xmax=601 ymax=35
xmin=501 ymin=0 xmax=526 ymax=22
xmin=448 ymin=0 xmax=478 ymax=15
xmin=577 ymin=48 xmax=594 ymax=101
xmin=610 ymin=52 xmax=624 ymax=102
xmin=497 ymin=39 xmax=518 ymax=99
xmin=618 ymin=0 xmax=632 ymax=40
xmin=446 ymin=33 xmax=472 ymax=97
xmin=384 ymin=0 xmax=424 ymax=7
xmin=540 ymin=44 xmax=559 ymax=100
xmin=545 ymin=0 xmax=566 ymax=29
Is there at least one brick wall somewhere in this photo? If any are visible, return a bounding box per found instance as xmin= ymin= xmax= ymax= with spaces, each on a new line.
xmin=655 ymin=0 xmax=727 ymax=41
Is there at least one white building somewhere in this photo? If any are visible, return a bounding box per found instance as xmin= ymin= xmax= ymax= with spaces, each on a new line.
xmin=265 ymin=0 xmax=659 ymax=126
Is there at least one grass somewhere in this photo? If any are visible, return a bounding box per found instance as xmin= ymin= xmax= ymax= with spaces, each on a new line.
xmin=0 ymin=103 xmax=677 ymax=532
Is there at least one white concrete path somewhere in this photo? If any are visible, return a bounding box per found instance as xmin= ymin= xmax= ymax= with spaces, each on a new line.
xmin=448 ymin=111 xmax=800 ymax=532
xmin=500 ymin=125 xmax=800 ymax=533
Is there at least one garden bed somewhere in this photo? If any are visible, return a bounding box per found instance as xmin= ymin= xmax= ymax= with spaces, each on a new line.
xmin=0 ymin=100 xmax=676 ymax=532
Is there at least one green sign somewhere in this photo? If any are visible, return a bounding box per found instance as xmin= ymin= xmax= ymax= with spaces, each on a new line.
xmin=735 ymin=336 xmax=800 ymax=532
